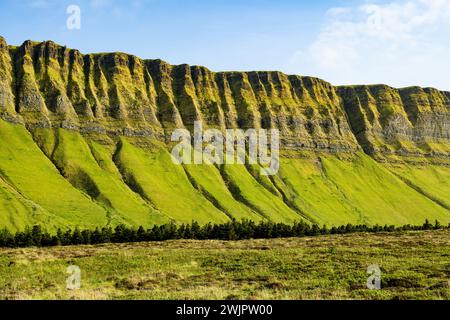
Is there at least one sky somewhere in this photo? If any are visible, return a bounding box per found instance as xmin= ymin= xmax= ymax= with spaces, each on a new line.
xmin=0 ymin=0 xmax=449 ymax=90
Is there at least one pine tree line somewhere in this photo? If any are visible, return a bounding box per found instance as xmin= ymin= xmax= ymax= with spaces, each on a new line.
xmin=0 ymin=219 xmax=446 ymax=248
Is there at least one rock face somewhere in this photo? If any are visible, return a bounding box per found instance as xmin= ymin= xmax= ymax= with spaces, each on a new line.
xmin=1 ymin=38 xmax=449 ymax=161
xmin=339 ymin=85 xmax=450 ymax=161
xmin=0 ymin=37 xmax=449 ymax=231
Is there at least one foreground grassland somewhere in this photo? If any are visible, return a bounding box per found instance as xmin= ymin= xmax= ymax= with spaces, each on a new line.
xmin=0 ymin=230 xmax=449 ymax=300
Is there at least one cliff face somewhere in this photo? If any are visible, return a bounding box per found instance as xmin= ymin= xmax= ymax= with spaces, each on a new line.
xmin=1 ymin=38 xmax=449 ymax=161
xmin=0 ymin=38 xmax=358 ymax=153
xmin=0 ymin=37 xmax=449 ymax=231
xmin=339 ymin=85 xmax=450 ymax=161
xmin=0 ymin=37 xmax=448 ymax=159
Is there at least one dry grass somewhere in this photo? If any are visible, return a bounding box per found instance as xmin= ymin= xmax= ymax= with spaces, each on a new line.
xmin=0 ymin=230 xmax=449 ymax=300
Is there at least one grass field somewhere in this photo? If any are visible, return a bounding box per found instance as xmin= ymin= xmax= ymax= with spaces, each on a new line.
xmin=0 ymin=229 xmax=448 ymax=300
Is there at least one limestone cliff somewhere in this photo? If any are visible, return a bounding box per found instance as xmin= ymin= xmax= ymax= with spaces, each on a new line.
xmin=339 ymin=85 xmax=450 ymax=162
xmin=1 ymin=38 xmax=359 ymax=153
xmin=2 ymin=37 xmax=449 ymax=162
xmin=0 ymin=37 xmax=449 ymax=230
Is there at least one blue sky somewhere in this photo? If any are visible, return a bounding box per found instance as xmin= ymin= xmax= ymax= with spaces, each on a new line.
xmin=1 ymin=0 xmax=449 ymax=90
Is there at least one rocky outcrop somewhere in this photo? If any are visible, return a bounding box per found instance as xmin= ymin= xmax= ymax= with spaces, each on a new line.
xmin=0 ymin=37 xmax=449 ymax=230
xmin=0 ymin=37 xmax=449 ymax=161
xmin=338 ymin=85 xmax=450 ymax=161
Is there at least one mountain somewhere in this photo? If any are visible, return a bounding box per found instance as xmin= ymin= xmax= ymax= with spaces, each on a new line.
xmin=0 ymin=37 xmax=449 ymax=231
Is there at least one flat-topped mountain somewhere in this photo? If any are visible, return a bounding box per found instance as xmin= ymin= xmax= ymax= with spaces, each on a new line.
xmin=1 ymin=37 xmax=449 ymax=159
xmin=0 ymin=37 xmax=449 ymax=231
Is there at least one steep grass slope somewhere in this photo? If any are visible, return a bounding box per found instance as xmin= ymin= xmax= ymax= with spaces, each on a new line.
xmin=0 ymin=120 xmax=108 ymax=230
xmin=0 ymin=177 xmax=41 ymax=231
xmin=0 ymin=37 xmax=448 ymax=230
xmin=319 ymin=154 xmax=449 ymax=225
xmin=219 ymin=164 xmax=306 ymax=223
xmin=48 ymin=129 xmax=170 ymax=226
xmin=0 ymin=118 xmax=448 ymax=230
xmin=385 ymin=163 xmax=450 ymax=210
xmin=277 ymin=153 xmax=450 ymax=226
xmin=114 ymin=139 xmax=231 ymax=225
xmin=183 ymin=164 xmax=264 ymax=222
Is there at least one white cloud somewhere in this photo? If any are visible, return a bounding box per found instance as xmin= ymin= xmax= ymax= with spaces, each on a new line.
xmin=326 ymin=7 xmax=351 ymax=18
xmin=291 ymin=0 xmax=450 ymax=90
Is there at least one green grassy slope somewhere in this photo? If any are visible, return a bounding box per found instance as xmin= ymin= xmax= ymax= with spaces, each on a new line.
xmin=183 ymin=164 xmax=264 ymax=221
xmin=277 ymin=156 xmax=364 ymax=225
xmin=0 ymin=120 xmax=108 ymax=231
xmin=0 ymin=177 xmax=44 ymax=231
xmin=320 ymin=154 xmax=449 ymax=225
xmin=49 ymin=129 xmax=170 ymax=227
xmin=277 ymin=153 xmax=450 ymax=226
xmin=385 ymin=163 xmax=450 ymax=210
xmin=0 ymin=119 xmax=448 ymax=230
xmin=115 ymin=139 xmax=231 ymax=224
xmin=220 ymin=164 xmax=305 ymax=223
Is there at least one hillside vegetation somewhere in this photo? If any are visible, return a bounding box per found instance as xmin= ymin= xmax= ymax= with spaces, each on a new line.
xmin=0 ymin=37 xmax=449 ymax=230
xmin=0 ymin=230 xmax=448 ymax=300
